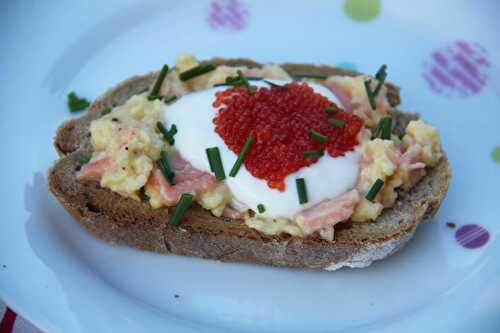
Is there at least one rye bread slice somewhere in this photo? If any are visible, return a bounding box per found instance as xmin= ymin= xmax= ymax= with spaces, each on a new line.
xmin=48 ymin=59 xmax=451 ymax=270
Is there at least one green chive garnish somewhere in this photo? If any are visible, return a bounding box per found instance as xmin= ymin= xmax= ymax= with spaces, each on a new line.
xmin=375 ymin=64 xmax=388 ymax=82
xmin=328 ymin=118 xmax=345 ymax=128
xmin=237 ymin=70 xmax=253 ymax=94
xmin=294 ymin=73 xmax=328 ymax=80
xmin=381 ymin=117 xmax=392 ymax=140
xmin=101 ymin=107 xmax=112 ymax=116
xmin=169 ymin=193 xmax=194 ymax=226
xmin=163 ymin=96 xmax=177 ymax=104
xmin=67 ymin=92 xmax=90 ymax=112
xmin=372 ymin=117 xmax=392 ymax=140
xmin=364 ymin=80 xmax=376 ymax=110
xmin=169 ymin=124 xmax=178 ymax=135
xmin=149 ymin=64 xmax=169 ymax=100
xmin=179 ymin=63 xmax=216 ymax=81
xmin=229 ymin=136 xmax=253 ymax=177
xmin=366 ymin=179 xmax=384 ymax=202
xmin=303 ymin=150 xmax=324 ymax=159
xmin=157 ymin=122 xmax=177 ymax=145
xmin=214 ymin=73 xmax=260 ymax=92
xmin=206 ymin=147 xmax=226 ymax=181
xmin=308 ymin=130 xmax=327 ymax=143
xmin=263 ymin=80 xmax=286 ymax=88
xmin=324 ymin=108 xmax=337 ymax=115
xmin=157 ymin=150 xmax=175 ymax=185
xmin=296 ymin=178 xmax=308 ymax=204
xmin=374 ymin=64 xmax=387 ymax=96
xmin=73 ymin=154 xmax=90 ymax=164
xmin=257 ymin=204 xmax=266 ymax=214
xmin=213 ymin=83 xmax=232 ymax=87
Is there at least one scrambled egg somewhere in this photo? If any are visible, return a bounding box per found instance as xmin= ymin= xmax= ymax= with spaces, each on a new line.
xmin=351 ymin=139 xmax=398 ymax=222
xmin=352 ymin=120 xmax=442 ymax=222
xmin=170 ymin=54 xmax=292 ymax=90
xmin=198 ymin=184 xmax=231 ymax=217
xmin=89 ymin=94 xmax=166 ymax=200
xmin=245 ymin=216 xmax=304 ymax=237
xmin=326 ymin=75 xmax=392 ymax=128
xmin=403 ymin=120 xmax=442 ymax=166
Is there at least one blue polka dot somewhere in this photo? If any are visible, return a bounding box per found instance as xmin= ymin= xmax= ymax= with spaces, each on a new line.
xmin=335 ymin=62 xmax=358 ymax=71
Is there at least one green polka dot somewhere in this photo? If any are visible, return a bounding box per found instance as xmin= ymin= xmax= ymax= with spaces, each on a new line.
xmin=492 ymin=146 xmax=500 ymax=164
xmin=343 ymin=0 xmax=381 ymax=22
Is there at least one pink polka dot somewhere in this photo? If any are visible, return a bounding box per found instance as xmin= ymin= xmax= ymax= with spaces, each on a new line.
xmin=207 ymin=0 xmax=249 ymax=31
xmin=422 ymin=41 xmax=490 ymax=97
xmin=455 ymin=224 xmax=490 ymax=249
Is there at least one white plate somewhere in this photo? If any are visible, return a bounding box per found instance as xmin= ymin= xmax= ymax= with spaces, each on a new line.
xmin=1 ymin=0 xmax=500 ymax=332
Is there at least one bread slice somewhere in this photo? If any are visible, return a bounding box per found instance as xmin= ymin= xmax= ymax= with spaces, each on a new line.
xmin=48 ymin=59 xmax=451 ymax=270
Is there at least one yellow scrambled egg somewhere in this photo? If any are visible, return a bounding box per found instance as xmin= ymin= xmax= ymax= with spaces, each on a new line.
xmin=245 ymin=216 xmax=304 ymax=237
xmin=326 ymin=75 xmax=392 ymax=128
xmin=352 ymin=120 xmax=442 ymax=222
xmin=89 ymin=94 xmax=166 ymax=200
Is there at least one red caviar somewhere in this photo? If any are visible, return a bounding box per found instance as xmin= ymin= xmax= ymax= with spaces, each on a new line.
xmin=213 ymin=82 xmax=363 ymax=191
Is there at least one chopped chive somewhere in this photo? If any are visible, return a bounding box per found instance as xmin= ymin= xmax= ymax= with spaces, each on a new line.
xmin=101 ymin=107 xmax=112 ymax=116
xmin=303 ymin=150 xmax=324 ymax=159
xmin=213 ymin=83 xmax=233 ymax=87
xmin=163 ymin=96 xmax=177 ymax=104
xmin=366 ymin=179 xmax=384 ymax=202
xmin=67 ymin=92 xmax=90 ymax=112
xmin=214 ymin=73 xmax=261 ymax=90
xmin=206 ymin=147 xmax=226 ymax=181
xmin=169 ymin=124 xmax=178 ymax=135
xmin=157 ymin=151 xmax=175 ymax=185
xmin=257 ymin=204 xmax=266 ymax=214
xmin=371 ymin=117 xmax=392 ymax=140
xmin=263 ymin=80 xmax=286 ymax=88
xmin=381 ymin=117 xmax=392 ymax=140
xmin=364 ymin=80 xmax=376 ymax=110
xmin=246 ymin=76 xmax=263 ymax=81
xmin=147 ymin=95 xmax=162 ymax=101
xmin=149 ymin=64 xmax=169 ymax=100
xmin=308 ymin=130 xmax=327 ymax=143
xmin=375 ymin=64 xmax=388 ymax=82
xmin=293 ymin=73 xmax=328 ymax=80
xmin=371 ymin=124 xmax=382 ymax=140
xmin=237 ymin=70 xmax=253 ymax=94
xmin=373 ymin=64 xmax=388 ymax=96
xmin=72 ymin=154 xmax=90 ymax=164
xmin=328 ymin=118 xmax=345 ymax=128
xmin=169 ymin=193 xmax=194 ymax=226
xmin=229 ymin=136 xmax=253 ymax=177
xmin=324 ymin=108 xmax=337 ymax=115
xmin=225 ymin=75 xmax=239 ymax=84
xmin=179 ymin=63 xmax=216 ymax=81
xmin=157 ymin=121 xmax=176 ymax=145
xmin=296 ymin=178 xmax=308 ymax=204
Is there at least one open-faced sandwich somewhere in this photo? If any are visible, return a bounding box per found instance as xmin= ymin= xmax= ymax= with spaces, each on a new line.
xmin=48 ymin=55 xmax=451 ymax=270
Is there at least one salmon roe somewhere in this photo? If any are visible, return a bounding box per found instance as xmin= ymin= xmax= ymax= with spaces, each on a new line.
xmin=213 ymin=82 xmax=363 ymax=191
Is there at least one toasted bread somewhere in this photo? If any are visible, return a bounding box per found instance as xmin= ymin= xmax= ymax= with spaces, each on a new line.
xmin=48 ymin=59 xmax=451 ymax=270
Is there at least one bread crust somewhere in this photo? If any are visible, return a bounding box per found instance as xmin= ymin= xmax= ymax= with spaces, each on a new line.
xmin=48 ymin=59 xmax=451 ymax=270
